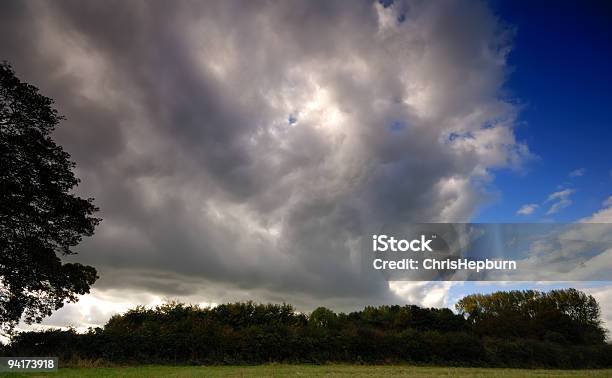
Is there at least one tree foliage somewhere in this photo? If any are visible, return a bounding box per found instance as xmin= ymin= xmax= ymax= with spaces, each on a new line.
xmin=0 ymin=62 xmax=100 ymax=333
xmin=4 ymin=290 xmax=610 ymax=368
xmin=456 ymin=288 xmax=606 ymax=344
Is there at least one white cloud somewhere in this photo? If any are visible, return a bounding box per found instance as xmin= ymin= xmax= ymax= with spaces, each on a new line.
xmin=583 ymin=286 xmax=612 ymax=338
xmin=569 ymin=168 xmax=585 ymax=177
xmin=547 ymin=188 xmax=575 ymax=201
xmin=388 ymin=282 xmax=456 ymax=308
xmin=517 ymin=203 xmax=538 ymax=215
xmin=582 ymin=205 xmax=612 ymax=223
xmin=603 ymin=196 xmax=612 ymax=208
xmin=546 ymin=188 xmax=575 ymax=215
xmin=503 ymin=201 xmax=612 ymax=282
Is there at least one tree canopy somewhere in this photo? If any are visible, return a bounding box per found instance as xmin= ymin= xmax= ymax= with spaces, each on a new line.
xmin=456 ymin=288 xmax=606 ymax=344
xmin=0 ymin=62 xmax=100 ymax=333
xmin=4 ymin=291 xmax=611 ymax=368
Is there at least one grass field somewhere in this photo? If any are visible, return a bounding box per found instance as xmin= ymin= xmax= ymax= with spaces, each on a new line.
xmin=2 ymin=365 xmax=612 ymax=377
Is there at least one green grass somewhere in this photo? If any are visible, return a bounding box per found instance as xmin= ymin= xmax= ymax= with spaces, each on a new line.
xmin=2 ymin=365 xmax=612 ymax=378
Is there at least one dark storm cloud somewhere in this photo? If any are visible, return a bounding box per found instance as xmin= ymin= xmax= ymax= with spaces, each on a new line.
xmin=1 ymin=0 xmax=529 ymax=314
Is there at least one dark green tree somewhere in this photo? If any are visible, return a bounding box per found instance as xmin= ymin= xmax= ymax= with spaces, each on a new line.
xmin=0 ymin=62 xmax=100 ymax=333
xmin=309 ymin=307 xmax=338 ymax=329
xmin=456 ymin=288 xmax=606 ymax=344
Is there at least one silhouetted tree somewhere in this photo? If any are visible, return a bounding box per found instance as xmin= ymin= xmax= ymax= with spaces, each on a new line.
xmin=0 ymin=62 xmax=100 ymax=333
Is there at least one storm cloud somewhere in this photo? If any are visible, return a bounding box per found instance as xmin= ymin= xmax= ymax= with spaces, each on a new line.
xmin=1 ymin=0 xmax=530 ymax=324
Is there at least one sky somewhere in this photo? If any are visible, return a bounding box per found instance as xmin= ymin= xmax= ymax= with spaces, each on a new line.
xmin=476 ymin=0 xmax=612 ymax=223
xmin=1 ymin=0 xmax=611 ymax=335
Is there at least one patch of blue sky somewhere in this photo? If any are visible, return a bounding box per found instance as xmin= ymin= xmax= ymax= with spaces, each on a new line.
xmin=389 ymin=120 xmax=407 ymax=132
xmin=288 ymin=114 xmax=298 ymax=125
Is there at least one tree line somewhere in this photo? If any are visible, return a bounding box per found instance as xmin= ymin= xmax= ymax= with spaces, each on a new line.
xmin=2 ymin=288 xmax=611 ymax=368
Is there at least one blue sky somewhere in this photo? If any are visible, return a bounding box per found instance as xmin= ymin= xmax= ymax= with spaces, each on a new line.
xmin=475 ymin=0 xmax=612 ymax=223
xmin=449 ymin=0 xmax=612 ymax=318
